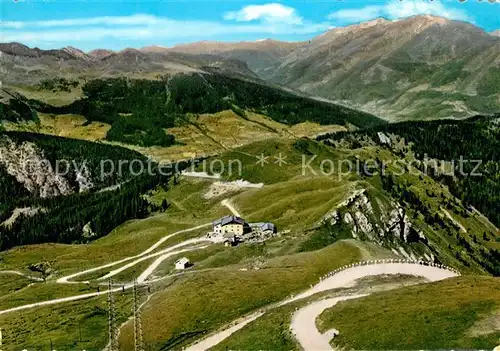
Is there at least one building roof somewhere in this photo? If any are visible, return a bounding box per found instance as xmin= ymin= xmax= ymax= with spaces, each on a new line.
xmin=252 ymin=222 xmax=275 ymax=231
xmin=213 ymin=215 xmax=246 ymax=227
xmin=175 ymin=257 xmax=190 ymax=265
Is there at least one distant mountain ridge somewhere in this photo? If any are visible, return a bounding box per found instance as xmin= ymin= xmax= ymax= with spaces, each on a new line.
xmin=157 ymin=39 xmax=302 ymax=76
xmin=168 ymin=15 xmax=500 ymax=121
xmin=0 ymin=42 xmax=258 ymax=85
xmin=1 ymin=15 xmax=499 ymax=121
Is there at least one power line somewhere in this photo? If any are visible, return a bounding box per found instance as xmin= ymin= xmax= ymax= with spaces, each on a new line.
xmin=107 ymin=279 xmax=118 ymax=351
xmin=133 ymin=279 xmax=145 ymax=351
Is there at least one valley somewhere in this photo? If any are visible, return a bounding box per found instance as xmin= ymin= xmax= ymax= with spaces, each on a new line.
xmin=1 ymin=12 xmax=500 ymax=351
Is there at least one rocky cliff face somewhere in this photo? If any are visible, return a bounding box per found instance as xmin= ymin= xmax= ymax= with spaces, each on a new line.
xmin=0 ymin=135 xmax=93 ymax=198
xmin=324 ymin=189 xmax=433 ymax=261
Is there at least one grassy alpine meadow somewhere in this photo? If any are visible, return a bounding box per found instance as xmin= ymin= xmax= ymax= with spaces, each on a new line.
xmin=6 ymin=83 xmax=84 ymax=107
xmin=317 ymin=275 xmax=500 ymax=350
xmin=0 ymin=291 xmax=137 ymax=351
xmin=0 ymin=281 xmax=99 ymax=311
xmin=117 ymin=240 xmax=393 ymax=350
xmin=0 ymin=217 xmax=207 ymax=277
xmin=197 ymin=137 xmax=354 ymax=184
xmin=37 ymin=113 xmax=111 ymax=141
xmin=231 ymin=176 xmax=363 ymax=231
xmin=0 ymin=274 xmax=33 ymax=296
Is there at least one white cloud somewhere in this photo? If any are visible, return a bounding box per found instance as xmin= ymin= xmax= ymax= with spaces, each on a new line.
xmin=327 ymin=0 xmax=472 ymax=24
xmin=1 ymin=14 xmax=331 ymax=44
xmin=1 ymin=14 xmax=164 ymax=29
xmin=327 ymin=6 xmax=383 ymax=23
xmin=224 ymin=3 xmax=303 ymax=24
xmin=1 ymin=21 xmax=26 ymax=29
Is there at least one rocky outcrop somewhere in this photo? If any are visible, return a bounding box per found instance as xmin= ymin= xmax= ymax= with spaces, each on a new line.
xmin=1 ymin=207 xmax=44 ymax=228
xmin=323 ymin=190 xmax=432 ymax=261
xmin=0 ymin=136 xmax=73 ymax=198
xmin=387 ymin=207 xmax=412 ymax=242
xmin=82 ymin=221 xmax=97 ymax=239
xmin=28 ymin=261 xmax=53 ymax=279
xmin=75 ymin=165 xmax=94 ymax=193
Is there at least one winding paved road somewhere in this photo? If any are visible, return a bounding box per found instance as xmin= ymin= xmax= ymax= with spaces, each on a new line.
xmin=184 ymin=262 xmax=459 ymax=351
xmin=289 ymin=263 xmax=458 ymax=351
xmin=290 ymin=295 xmax=366 ymax=351
xmin=0 ymin=224 xmax=215 ymax=316
xmin=0 ymin=217 xmax=460 ymax=351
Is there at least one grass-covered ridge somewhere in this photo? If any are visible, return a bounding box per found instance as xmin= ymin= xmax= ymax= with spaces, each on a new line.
xmin=318 ymin=276 xmax=500 ymax=350
xmin=316 ymin=118 xmax=500 ymax=275
xmin=194 ymin=136 xmax=499 ymax=275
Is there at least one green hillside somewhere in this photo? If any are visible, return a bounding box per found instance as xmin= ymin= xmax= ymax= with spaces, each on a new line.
xmin=20 ymin=72 xmax=382 ymax=147
xmin=196 ymin=136 xmax=500 ymax=275
xmin=318 ymin=276 xmax=500 ymax=350
xmin=1 ymin=134 xmax=499 ymax=350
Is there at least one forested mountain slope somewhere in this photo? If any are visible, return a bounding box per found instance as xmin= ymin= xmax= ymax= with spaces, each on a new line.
xmin=319 ymin=114 xmax=500 ymax=231
xmin=0 ymin=89 xmax=38 ymax=124
xmin=0 ymin=131 xmax=172 ymax=250
xmin=5 ymin=72 xmax=383 ymax=148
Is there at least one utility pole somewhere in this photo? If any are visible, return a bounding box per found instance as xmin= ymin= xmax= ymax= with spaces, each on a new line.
xmin=133 ymin=279 xmax=145 ymax=351
xmin=107 ymin=279 xmax=118 ymax=351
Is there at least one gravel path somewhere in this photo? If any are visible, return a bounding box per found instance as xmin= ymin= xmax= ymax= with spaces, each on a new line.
xmin=57 ymin=223 xmax=211 ymax=284
xmin=97 ymin=238 xmax=212 ymax=282
xmin=290 ymin=295 xmax=366 ymax=351
xmin=0 ymin=224 xmax=215 ymax=315
xmin=284 ymin=263 xmax=457 ymax=305
xmin=0 ymin=270 xmax=44 ymax=282
xmin=136 ymin=244 xmax=209 ymax=283
xmin=221 ymin=199 xmax=241 ymax=217
xmin=184 ymin=311 xmax=265 ymax=351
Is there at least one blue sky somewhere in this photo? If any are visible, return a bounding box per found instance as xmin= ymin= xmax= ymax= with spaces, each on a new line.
xmin=1 ymin=0 xmax=499 ymax=51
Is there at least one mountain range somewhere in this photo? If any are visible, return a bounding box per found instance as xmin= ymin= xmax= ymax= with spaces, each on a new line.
xmin=165 ymin=16 xmax=500 ymax=121
xmin=1 ymin=15 xmax=499 ymax=121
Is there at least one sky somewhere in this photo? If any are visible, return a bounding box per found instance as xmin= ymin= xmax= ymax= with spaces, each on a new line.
xmin=1 ymin=0 xmax=499 ymax=51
